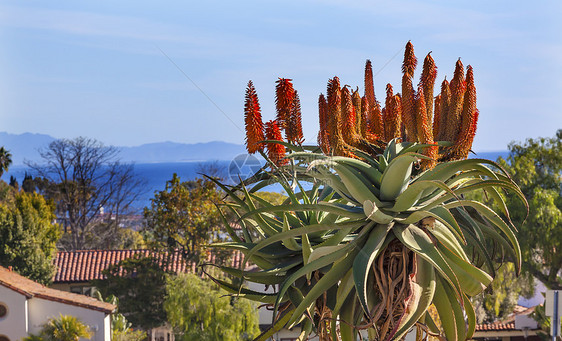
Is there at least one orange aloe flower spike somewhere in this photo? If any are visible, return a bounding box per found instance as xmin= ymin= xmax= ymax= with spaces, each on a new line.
xmin=352 ymin=89 xmax=365 ymax=136
xmin=383 ymin=84 xmax=402 ymax=141
xmin=452 ymin=65 xmax=478 ymax=159
xmin=365 ymin=60 xmax=384 ymax=137
xmin=365 ymin=60 xmax=376 ymax=108
xmin=415 ymin=86 xmax=437 ymax=169
xmin=275 ymin=78 xmax=295 ymax=130
xmin=286 ymin=90 xmax=304 ymax=145
xmin=436 ymin=79 xmax=451 ymax=142
xmin=341 ymin=86 xmax=355 ymax=145
xmin=401 ymin=41 xmax=418 ymax=142
xmin=264 ymin=120 xmax=288 ymax=167
xmin=432 ymin=94 xmax=442 ymax=141
xmin=361 ymin=96 xmax=370 ymax=136
xmin=327 ymin=77 xmax=342 ymax=153
xmin=244 ymin=81 xmax=265 ymax=154
xmin=420 ymin=52 xmax=438 ymax=131
xmin=443 ymin=59 xmax=466 ymax=143
xmin=318 ymin=93 xmax=330 ymax=154
xmin=327 ymin=77 xmax=355 ymax=157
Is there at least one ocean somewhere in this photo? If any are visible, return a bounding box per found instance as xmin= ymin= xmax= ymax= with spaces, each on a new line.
xmin=4 ymin=159 xmax=277 ymax=211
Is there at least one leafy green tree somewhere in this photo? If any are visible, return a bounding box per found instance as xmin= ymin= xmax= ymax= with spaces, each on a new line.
xmin=95 ymin=292 xmax=148 ymax=341
xmin=22 ymin=172 xmax=36 ymax=192
xmin=93 ymin=255 xmax=169 ymax=331
xmin=471 ymin=262 xmax=534 ymax=323
xmin=0 ymin=147 xmax=12 ymax=178
xmin=9 ymin=175 xmax=18 ymax=189
xmin=74 ymin=221 xmax=146 ymax=250
xmin=497 ymin=129 xmax=562 ymax=289
xmin=23 ymin=314 xmax=91 ymax=341
xmin=165 ymin=273 xmax=260 ymax=341
xmin=143 ymin=173 xmax=224 ymax=266
xmin=254 ymin=191 xmax=287 ymax=205
xmin=0 ymin=183 xmax=60 ymax=285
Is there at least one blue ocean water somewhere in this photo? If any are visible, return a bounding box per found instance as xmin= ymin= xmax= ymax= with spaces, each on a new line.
xmin=4 ymin=160 xmax=281 ymax=210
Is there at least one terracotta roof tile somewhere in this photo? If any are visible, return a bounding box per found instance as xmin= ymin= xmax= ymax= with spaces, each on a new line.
xmin=475 ymin=306 xmax=537 ymax=331
xmin=476 ymin=321 xmax=516 ymax=331
xmin=0 ymin=266 xmax=115 ymax=314
xmin=53 ymin=249 xmax=244 ymax=283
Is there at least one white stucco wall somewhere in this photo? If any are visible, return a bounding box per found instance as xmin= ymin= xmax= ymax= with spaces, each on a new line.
xmin=28 ymin=298 xmax=111 ymax=341
xmin=0 ymin=286 xmax=28 ymax=341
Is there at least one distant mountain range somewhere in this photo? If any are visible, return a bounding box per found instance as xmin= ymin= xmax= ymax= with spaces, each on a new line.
xmin=0 ymin=132 xmax=508 ymax=165
xmin=0 ymin=132 xmax=246 ymax=165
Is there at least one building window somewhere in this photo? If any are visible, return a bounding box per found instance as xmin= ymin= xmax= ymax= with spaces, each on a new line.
xmin=70 ymin=285 xmax=95 ymax=296
xmin=0 ymin=303 xmax=7 ymax=319
xmin=0 ymin=335 xmax=10 ymax=341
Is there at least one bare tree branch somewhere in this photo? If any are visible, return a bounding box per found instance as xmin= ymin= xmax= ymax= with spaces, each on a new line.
xmin=26 ymin=137 xmax=146 ymax=250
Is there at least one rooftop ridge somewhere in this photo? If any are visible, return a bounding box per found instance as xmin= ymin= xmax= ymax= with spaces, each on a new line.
xmin=0 ymin=266 xmax=115 ymax=313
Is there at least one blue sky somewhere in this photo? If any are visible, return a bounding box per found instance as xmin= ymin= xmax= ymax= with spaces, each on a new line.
xmin=0 ymin=1 xmax=560 ymax=151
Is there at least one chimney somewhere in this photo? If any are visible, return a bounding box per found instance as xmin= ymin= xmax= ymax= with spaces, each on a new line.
xmin=8 ymin=266 xmax=12 ymax=271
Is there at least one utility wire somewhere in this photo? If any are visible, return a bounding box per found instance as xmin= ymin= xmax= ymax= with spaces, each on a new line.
xmin=155 ymin=45 xmax=243 ymax=133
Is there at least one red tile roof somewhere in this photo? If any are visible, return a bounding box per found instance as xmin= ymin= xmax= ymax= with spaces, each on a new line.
xmin=53 ymin=249 xmax=244 ymax=283
xmin=475 ymin=306 xmax=536 ymax=331
xmin=0 ymin=266 xmax=115 ymax=314
xmin=476 ymin=320 xmax=517 ymax=331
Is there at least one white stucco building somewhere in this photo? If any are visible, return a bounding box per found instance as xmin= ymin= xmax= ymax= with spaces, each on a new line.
xmin=0 ymin=265 xmax=115 ymax=341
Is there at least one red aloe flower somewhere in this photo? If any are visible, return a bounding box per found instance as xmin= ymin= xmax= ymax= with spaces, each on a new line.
xmin=286 ymin=90 xmax=304 ymax=145
xmin=264 ymin=120 xmax=287 ymax=166
xmin=444 ymin=59 xmax=466 ymax=143
xmin=275 ymin=78 xmax=295 ymax=130
xmin=365 ymin=60 xmax=376 ymax=108
xmin=383 ymin=84 xmax=402 ymax=142
xmin=341 ymin=86 xmax=357 ymax=145
xmin=451 ymin=65 xmax=478 ymax=159
xmin=432 ymin=94 xmax=442 ymax=140
xmin=402 ymin=41 xmax=418 ymax=77
xmin=244 ymin=81 xmax=265 ymax=154
xmin=327 ymin=77 xmax=342 ymax=152
xmin=435 ymin=79 xmax=451 ymax=142
xmin=415 ymin=86 xmax=437 ymax=169
xmin=352 ymin=89 xmax=365 ymax=136
xmin=401 ymin=41 xmax=418 ymax=142
xmin=318 ymin=94 xmax=330 ymax=154
xmin=420 ymin=53 xmax=438 ymax=130
xmin=364 ymin=60 xmax=384 ymax=137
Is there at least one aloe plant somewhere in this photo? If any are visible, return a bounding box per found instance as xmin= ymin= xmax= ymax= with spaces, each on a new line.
xmin=206 ymin=42 xmax=526 ymax=341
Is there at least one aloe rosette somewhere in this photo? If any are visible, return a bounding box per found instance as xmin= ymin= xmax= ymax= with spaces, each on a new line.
xmin=206 ymin=42 xmax=526 ymax=341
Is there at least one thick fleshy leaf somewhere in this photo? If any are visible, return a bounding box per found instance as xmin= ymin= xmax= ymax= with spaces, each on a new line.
xmin=205 ymin=273 xmax=284 ymax=304
xmin=392 ymin=257 xmax=436 ymax=340
xmin=434 ymin=275 xmax=466 ymax=341
xmin=393 ymin=224 xmax=462 ymax=301
xmin=380 ymin=153 xmax=418 ymax=201
xmin=287 ymin=248 xmax=359 ymax=327
xmin=438 ymin=243 xmax=492 ymax=296
xmin=353 ymin=223 xmax=393 ymax=315
xmin=239 ymin=202 xmax=366 ymax=221
xmin=254 ymin=308 xmax=296 ymax=341
xmin=444 ymin=200 xmax=521 ymax=271
xmin=273 ymin=227 xmax=370 ymax=320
